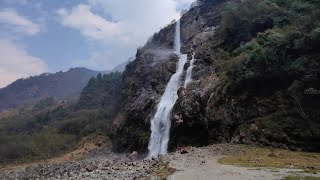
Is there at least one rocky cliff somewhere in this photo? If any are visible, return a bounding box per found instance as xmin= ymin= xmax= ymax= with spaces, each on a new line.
xmin=112 ymin=0 xmax=320 ymax=152
xmin=112 ymin=0 xmax=230 ymax=152
xmin=112 ymin=48 xmax=179 ymax=151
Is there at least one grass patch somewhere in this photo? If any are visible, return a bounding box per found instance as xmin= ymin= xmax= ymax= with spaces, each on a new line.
xmin=284 ymin=176 xmax=320 ymax=180
xmin=152 ymin=161 xmax=176 ymax=179
xmin=0 ymin=134 xmax=107 ymax=171
xmin=218 ymin=145 xmax=320 ymax=171
xmin=304 ymin=169 xmax=319 ymax=174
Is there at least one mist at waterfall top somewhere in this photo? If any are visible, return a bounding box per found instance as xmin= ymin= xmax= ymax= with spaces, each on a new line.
xmin=0 ymin=0 xmax=196 ymax=88
xmin=141 ymin=49 xmax=178 ymax=67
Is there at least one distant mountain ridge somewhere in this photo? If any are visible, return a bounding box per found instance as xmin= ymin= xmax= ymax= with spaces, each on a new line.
xmin=0 ymin=67 xmax=105 ymax=111
xmin=0 ymin=58 xmax=131 ymax=111
xmin=111 ymin=58 xmax=133 ymax=73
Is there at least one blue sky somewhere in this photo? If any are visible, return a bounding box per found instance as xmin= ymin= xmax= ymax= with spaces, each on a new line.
xmin=0 ymin=0 xmax=195 ymax=87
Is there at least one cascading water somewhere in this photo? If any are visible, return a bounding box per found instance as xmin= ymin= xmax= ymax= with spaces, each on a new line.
xmin=184 ymin=54 xmax=195 ymax=88
xmin=147 ymin=20 xmax=187 ymax=158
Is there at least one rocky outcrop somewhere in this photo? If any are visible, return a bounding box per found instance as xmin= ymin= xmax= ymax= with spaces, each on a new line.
xmin=112 ymin=0 xmax=320 ymax=153
xmin=112 ymin=0 xmax=228 ymax=153
xmin=180 ymin=0 xmax=225 ymax=53
xmin=170 ymin=0 xmax=320 ymax=151
xmin=112 ymin=49 xmax=180 ymax=152
xmin=144 ymin=23 xmax=175 ymax=50
xmin=173 ymin=69 xmax=320 ymax=151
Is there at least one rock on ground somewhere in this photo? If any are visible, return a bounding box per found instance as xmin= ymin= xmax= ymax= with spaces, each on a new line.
xmin=1 ymin=144 xmax=319 ymax=180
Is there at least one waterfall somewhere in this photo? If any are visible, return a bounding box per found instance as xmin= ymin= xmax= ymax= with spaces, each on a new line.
xmin=147 ymin=20 xmax=187 ymax=158
xmin=174 ymin=19 xmax=181 ymax=53
xmin=184 ymin=54 xmax=195 ymax=88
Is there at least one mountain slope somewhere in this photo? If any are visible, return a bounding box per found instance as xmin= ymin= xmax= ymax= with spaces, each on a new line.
xmin=111 ymin=58 xmax=132 ymax=72
xmin=0 ymin=71 xmax=123 ymax=163
xmin=0 ymin=67 xmax=103 ymax=111
xmin=112 ymin=0 xmax=320 ymax=152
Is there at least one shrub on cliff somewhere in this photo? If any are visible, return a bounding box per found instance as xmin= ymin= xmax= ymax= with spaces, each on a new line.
xmin=212 ymin=0 xmax=320 ymax=150
xmin=218 ymin=0 xmax=284 ymax=51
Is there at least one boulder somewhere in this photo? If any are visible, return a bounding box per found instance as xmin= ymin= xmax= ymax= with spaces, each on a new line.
xmin=86 ymin=164 xmax=98 ymax=172
xmin=128 ymin=151 xmax=139 ymax=161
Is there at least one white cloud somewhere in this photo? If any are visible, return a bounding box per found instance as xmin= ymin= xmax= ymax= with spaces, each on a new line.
xmin=72 ymin=50 xmax=114 ymax=70
xmin=57 ymin=4 xmax=119 ymax=41
xmin=0 ymin=39 xmax=48 ymax=88
xmin=87 ymin=0 xmax=180 ymax=42
xmin=57 ymin=0 xmax=194 ymax=70
xmin=175 ymin=0 xmax=196 ymax=5
xmin=0 ymin=8 xmax=40 ymax=35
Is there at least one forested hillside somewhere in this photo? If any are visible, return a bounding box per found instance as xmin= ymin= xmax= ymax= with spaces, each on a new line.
xmin=0 ymin=72 xmax=122 ymax=164
xmin=0 ymin=68 xmax=104 ymax=111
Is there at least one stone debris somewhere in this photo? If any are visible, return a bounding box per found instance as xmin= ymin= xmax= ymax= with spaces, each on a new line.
xmin=178 ymin=147 xmax=189 ymax=154
xmin=128 ymin=151 xmax=139 ymax=162
xmin=0 ymin=146 xmax=167 ymax=180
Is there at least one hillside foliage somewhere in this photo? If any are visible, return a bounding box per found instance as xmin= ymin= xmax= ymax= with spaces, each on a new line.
xmin=0 ymin=67 xmax=103 ymax=111
xmin=213 ymin=0 xmax=320 ymax=149
xmin=0 ymin=72 xmax=123 ymax=164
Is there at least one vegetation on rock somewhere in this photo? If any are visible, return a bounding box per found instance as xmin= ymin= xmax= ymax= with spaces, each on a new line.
xmin=113 ymin=0 xmax=320 ymax=152
xmin=212 ymin=0 xmax=320 ymax=150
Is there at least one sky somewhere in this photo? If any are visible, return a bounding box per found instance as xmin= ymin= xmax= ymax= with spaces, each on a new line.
xmin=0 ymin=0 xmax=195 ymax=88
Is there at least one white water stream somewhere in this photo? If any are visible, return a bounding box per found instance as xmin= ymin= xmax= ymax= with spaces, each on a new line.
xmin=147 ymin=20 xmax=187 ymax=158
xmin=184 ymin=54 xmax=195 ymax=88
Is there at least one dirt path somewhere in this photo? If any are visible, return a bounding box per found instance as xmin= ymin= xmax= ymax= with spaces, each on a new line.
xmin=163 ymin=145 xmax=320 ymax=180
xmin=168 ymin=155 xmax=313 ymax=180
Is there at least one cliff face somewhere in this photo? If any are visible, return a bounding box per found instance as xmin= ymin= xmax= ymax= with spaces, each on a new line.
xmin=112 ymin=0 xmax=320 ymax=152
xmin=171 ymin=0 xmax=320 ymax=151
xmin=112 ymin=48 xmax=179 ymax=151
xmin=112 ymin=0 xmax=228 ymax=152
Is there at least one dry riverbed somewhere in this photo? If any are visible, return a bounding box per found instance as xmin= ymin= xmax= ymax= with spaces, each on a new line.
xmin=1 ymin=143 xmax=320 ymax=180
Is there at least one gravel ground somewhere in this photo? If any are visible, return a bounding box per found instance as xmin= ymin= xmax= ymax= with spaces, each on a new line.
xmin=163 ymin=144 xmax=320 ymax=180
xmin=1 ymin=144 xmax=319 ymax=180
xmin=0 ymin=147 xmax=162 ymax=180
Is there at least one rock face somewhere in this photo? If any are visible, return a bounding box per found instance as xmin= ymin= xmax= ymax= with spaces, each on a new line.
xmin=112 ymin=49 xmax=179 ymax=152
xmin=180 ymin=0 xmax=225 ymax=53
xmin=112 ymin=0 xmax=320 ymax=153
xmin=112 ymin=0 xmax=229 ymax=153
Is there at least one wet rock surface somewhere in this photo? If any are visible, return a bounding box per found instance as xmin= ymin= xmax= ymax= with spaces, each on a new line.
xmin=112 ymin=49 xmax=180 ymax=152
